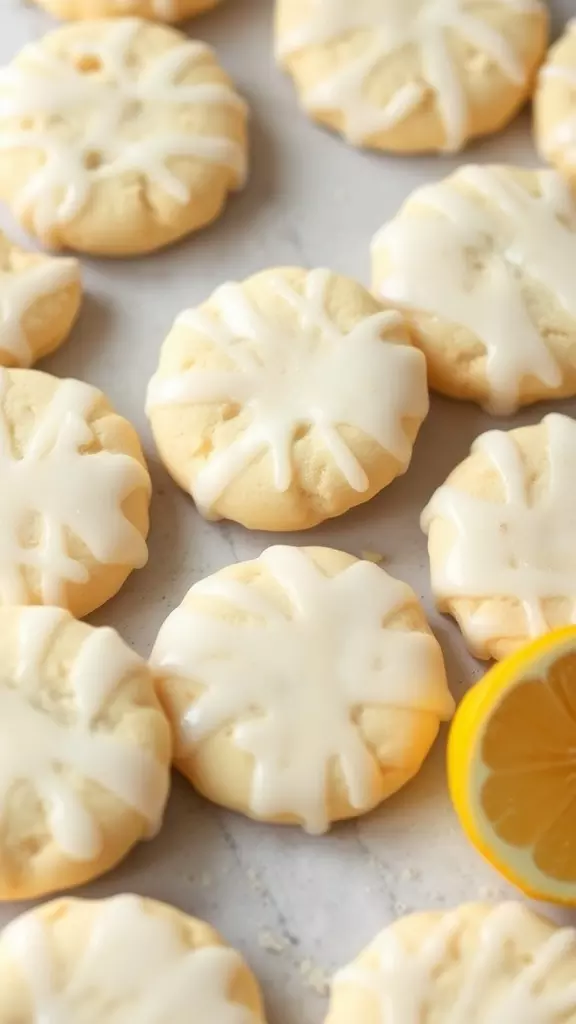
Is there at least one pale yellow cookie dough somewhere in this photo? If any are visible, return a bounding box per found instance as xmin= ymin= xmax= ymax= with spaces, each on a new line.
xmin=0 ymin=19 xmax=248 ymax=256
xmin=0 ymin=367 xmax=151 ymax=617
xmin=146 ymin=267 xmax=429 ymax=531
xmin=372 ymin=165 xmax=576 ymax=415
xmin=0 ymin=609 xmax=171 ymax=901
xmin=535 ymin=20 xmax=576 ymax=190
xmin=0 ymin=232 xmax=81 ymax=369
xmin=326 ymin=902 xmax=576 ymax=1023
xmin=151 ymin=546 xmax=454 ymax=833
xmin=422 ymin=414 xmax=576 ymax=661
xmin=0 ymin=894 xmax=266 ymax=1021
xmin=34 ymin=0 xmax=222 ymax=21
xmin=276 ymin=0 xmax=548 ymax=154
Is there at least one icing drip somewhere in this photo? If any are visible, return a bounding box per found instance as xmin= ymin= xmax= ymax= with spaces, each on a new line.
xmin=0 ymin=610 xmax=168 ymax=860
xmin=336 ymin=903 xmax=576 ymax=1023
xmin=0 ymin=254 xmax=78 ymax=367
xmin=0 ymin=369 xmax=150 ymax=605
xmin=374 ymin=167 xmax=576 ymax=414
xmin=3 ymin=894 xmax=254 ymax=1022
xmin=421 ymin=414 xmax=576 ymax=650
xmin=151 ymin=546 xmax=453 ymax=833
xmin=277 ymin=0 xmax=540 ymax=150
xmin=146 ymin=269 xmax=428 ymax=517
xmin=0 ymin=19 xmax=247 ymax=239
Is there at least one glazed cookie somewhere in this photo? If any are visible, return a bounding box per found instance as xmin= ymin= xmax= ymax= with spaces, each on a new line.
xmin=0 ymin=19 xmax=248 ymax=256
xmin=326 ymin=902 xmax=576 ymax=1023
xmin=422 ymin=414 xmax=576 ymax=661
xmin=0 ymin=608 xmax=171 ymax=900
xmin=151 ymin=546 xmax=454 ymax=833
xmin=146 ymin=267 xmax=428 ymax=531
xmin=372 ymin=165 xmax=576 ymax=415
xmin=34 ymin=0 xmax=222 ymax=21
xmin=0 ymin=894 xmax=266 ymax=1021
xmin=535 ymin=20 xmax=576 ymax=190
xmin=275 ymin=0 xmax=548 ymax=153
xmin=0 ymin=232 xmax=81 ymax=369
xmin=0 ymin=367 xmax=151 ymax=617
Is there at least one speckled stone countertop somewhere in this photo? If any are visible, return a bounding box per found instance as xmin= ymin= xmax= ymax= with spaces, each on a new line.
xmin=1 ymin=1 xmax=575 ymax=1021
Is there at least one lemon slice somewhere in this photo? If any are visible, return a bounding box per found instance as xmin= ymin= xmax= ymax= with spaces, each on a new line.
xmin=448 ymin=627 xmax=576 ymax=904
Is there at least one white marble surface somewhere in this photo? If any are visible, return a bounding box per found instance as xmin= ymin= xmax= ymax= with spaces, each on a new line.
xmin=2 ymin=1 xmax=576 ymax=1021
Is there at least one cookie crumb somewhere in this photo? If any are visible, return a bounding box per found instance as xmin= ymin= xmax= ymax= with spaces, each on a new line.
xmin=299 ymin=959 xmax=330 ymax=996
xmin=361 ymin=549 xmax=385 ymax=564
xmin=477 ymin=885 xmax=498 ymax=900
xmin=259 ymin=930 xmax=287 ymax=954
xmin=247 ymin=868 xmax=264 ymax=893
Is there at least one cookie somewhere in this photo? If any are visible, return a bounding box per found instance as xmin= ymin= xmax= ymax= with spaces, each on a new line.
xmin=326 ymin=902 xmax=576 ymax=1023
xmin=0 ymin=608 xmax=171 ymax=901
xmin=372 ymin=165 xmax=576 ymax=415
xmin=34 ymin=0 xmax=222 ymax=21
xmin=535 ymin=20 xmax=576 ymax=190
xmin=0 ymin=896 xmax=264 ymax=1021
xmin=422 ymin=414 xmax=576 ymax=661
xmin=275 ymin=0 xmax=548 ymax=153
xmin=0 ymin=232 xmax=81 ymax=369
xmin=0 ymin=19 xmax=248 ymax=256
xmin=151 ymin=546 xmax=454 ymax=833
xmin=0 ymin=367 xmax=151 ymax=617
xmin=0 ymin=894 xmax=266 ymax=1021
xmin=146 ymin=267 xmax=428 ymax=531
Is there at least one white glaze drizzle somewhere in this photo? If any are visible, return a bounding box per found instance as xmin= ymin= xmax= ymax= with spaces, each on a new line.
xmin=151 ymin=546 xmax=453 ymax=834
xmin=0 ymin=250 xmax=79 ymax=367
xmin=0 ymin=609 xmax=168 ymax=860
xmin=0 ymin=369 xmax=150 ymax=606
xmin=335 ymin=903 xmax=576 ymax=1023
xmin=421 ymin=414 xmax=576 ymax=651
xmin=146 ymin=269 xmax=428 ymax=518
xmin=277 ymin=0 xmax=540 ymax=150
xmin=0 ymin=19 xmax=247 ymax=239
xmin=373 ymin=167 xmax=576 ymax=415
xmin=3 ymin=894 xmax=254 ymax=1022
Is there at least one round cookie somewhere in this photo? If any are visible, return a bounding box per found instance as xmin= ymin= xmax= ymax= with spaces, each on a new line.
xmin=422 ymin=414 xmax=576 ymax=662
xmin=0 ymin=367 xmax=151 ymax=617
xmin=0 ymin=232 xmax=81 ymax=369
xmin=0 ymin=896 xmax=265 ymax=1022
xmin=146 ymin=267 xmax=429 ymax=531
xmin=150 ymin=546 xmax=454 ymax=833
xmin=535 ymin=20 xmax=576 ymax=190
xmin=372 ymin=164 xmax=576 ymax=416
xmin=0 ymin=19 xmax=248 ymax=256
xmin=34 ymin=0 xmax=222 ymax=21
xmin=326 ymin=902 xmax=576 ymax=1023
xmin=0 ymin=608 xmax=171 ymax=901
xmin=275 ymin=0 xmax=548 ymax=154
